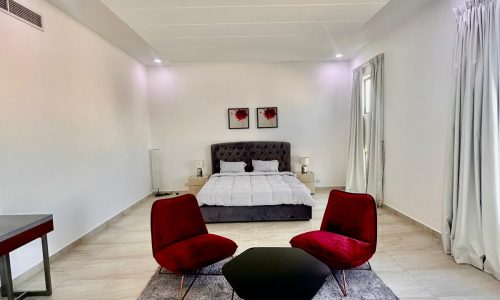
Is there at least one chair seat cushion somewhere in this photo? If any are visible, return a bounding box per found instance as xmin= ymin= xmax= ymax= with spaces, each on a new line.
xmin=290 ymin=230 xmax=374 ymax=269
xmin=154 ymin=233 xmax=237 ymax=273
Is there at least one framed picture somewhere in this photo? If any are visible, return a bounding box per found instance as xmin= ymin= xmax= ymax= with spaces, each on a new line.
xmin=228 ymin=108 xmax=249 ymax=129
xmin=257 ymin=107 xmax=278 ymax=128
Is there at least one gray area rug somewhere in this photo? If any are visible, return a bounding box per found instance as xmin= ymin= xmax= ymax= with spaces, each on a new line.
xmin=138 ymin=259 xmax=398 ymax=300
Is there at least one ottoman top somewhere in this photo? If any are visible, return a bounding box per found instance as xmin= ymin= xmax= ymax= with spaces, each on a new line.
xmin=222 ymin=247 xmax=330 ymax=300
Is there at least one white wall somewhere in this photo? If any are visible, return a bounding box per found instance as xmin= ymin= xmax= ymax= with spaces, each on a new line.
xmin=148 ymin=62 xmax=352 ymax=190
xmin=0 ymin=1 xmax=152 ymax=278
xmin=351 ymin=0 xmax=462 ymax=231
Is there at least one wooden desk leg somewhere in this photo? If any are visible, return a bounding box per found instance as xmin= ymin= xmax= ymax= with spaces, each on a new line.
xmin=0 ymin=254 xmax=15 ymax=300
xmin=41 ymin=235 xmax=52 ymax=295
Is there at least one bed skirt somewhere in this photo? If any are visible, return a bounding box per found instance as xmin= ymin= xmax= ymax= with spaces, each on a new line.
xmin=200 ymin=204 xmax=312 ymax=223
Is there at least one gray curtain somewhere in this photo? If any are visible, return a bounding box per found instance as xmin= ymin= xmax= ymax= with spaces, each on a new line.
xmin=346 ymin=54 xmax=385 ymax=206
xmin=442 ymin=0 xmax=500 ymax=280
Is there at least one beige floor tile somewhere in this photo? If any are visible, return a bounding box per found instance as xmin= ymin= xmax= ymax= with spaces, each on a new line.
xmin=112 ymin=231 xmax=151 ymax=244
xmin=81 ymin=228 xmax=127 ymax=245
xmin=390 ymin=249 xmax=468 ymax=271
xmin=28 ymin=278 xmax=149 ymax=300
xmin=95 ymin=243 xmax=152 ymax=260
xmin=376 ymin=271 xmax=434 ymax=297
xmin=16 ymin=270 xmax=67 ymax=291
xmin=369 ymin=251 xmax=406 ymax=272
xmin=64 ymin=258 xmax=157 ymax=280
xmin=409 ymin=268 xmax=500 ymax=297
xmin=50 ymin=257 xmax=86 ymax=272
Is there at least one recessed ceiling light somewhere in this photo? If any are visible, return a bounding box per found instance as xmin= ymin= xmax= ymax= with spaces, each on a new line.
xmin=335 ymin=54 xmax=343 ymax=58
xmin=154 ymin=58 xmax=162 ymax=64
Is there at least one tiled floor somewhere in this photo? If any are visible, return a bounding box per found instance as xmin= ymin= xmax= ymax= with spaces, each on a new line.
xmin=9 ymin=191 xmax=500 ymax=299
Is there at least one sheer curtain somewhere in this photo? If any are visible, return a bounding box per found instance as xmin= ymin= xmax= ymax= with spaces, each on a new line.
xmin=346 ymin=54 xmax=385 ymax=206
xmin=442 ymin=0 xmax=500 ymax=280
xmin=345 ymin=68 xmax=366 ymax=193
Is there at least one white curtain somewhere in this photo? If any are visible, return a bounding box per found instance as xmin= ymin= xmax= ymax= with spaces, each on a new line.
xmin=442 ymin=0 xmax=500 ymax=280
xmin=346 ymin=54 xmax=385 ymax=206
xmin=345 ymin=68 xmax=366 ymax=193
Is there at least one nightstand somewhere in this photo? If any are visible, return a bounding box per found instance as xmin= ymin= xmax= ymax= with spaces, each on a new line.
xmin=295 ymin=172 xmax=316 ymax=194
xmin=186 ymin=176 xmax=209 ymax=194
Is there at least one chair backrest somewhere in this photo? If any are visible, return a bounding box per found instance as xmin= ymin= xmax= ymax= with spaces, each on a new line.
xmin=320 ymin=190 xmax=377 ymax=250
xmin=150 ymin=194 xmax=208 ymax=255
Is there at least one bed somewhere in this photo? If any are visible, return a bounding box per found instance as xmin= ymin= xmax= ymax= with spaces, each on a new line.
xmin=198 ymin=141 xmax=313 ymax=223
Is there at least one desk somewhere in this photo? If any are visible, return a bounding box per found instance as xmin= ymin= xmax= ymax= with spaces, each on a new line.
xmin=0 ymin=215 xmax=54 ymax=300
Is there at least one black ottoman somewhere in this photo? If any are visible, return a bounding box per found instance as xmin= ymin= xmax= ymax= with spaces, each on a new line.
xmin=222 ymin=247 xmax=330 ymax=300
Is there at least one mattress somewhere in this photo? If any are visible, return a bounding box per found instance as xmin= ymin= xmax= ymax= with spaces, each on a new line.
xmin=197 ymin=172 xmax=314 ymax=207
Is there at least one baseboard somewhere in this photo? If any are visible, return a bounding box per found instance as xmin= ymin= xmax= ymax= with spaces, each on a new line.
xmin=382 ymin=204 xmax=441 ymax=239
xmin=315 ymin=186 xmax=345 ymax=192
xmin=13 ymin=192 xmax=154 ymax=285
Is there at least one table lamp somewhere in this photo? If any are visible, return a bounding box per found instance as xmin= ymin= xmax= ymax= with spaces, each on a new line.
xmin=300 ymin=157 xmax=310 ymax=174
xmin=196 ymin=160 xmax=205 ymax=177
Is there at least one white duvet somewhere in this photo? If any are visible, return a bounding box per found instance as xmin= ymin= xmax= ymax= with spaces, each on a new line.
xmin=196 ymin=172 xmax=314 ymax=207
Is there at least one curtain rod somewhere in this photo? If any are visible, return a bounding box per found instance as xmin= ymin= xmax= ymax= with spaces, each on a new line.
xmin=353 ymin=53 xmax=384 ymax=71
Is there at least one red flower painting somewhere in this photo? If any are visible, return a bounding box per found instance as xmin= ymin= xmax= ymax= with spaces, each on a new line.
xmin=257 ymin=107 xmax=278 ymax=128
xmin=228 ymin=108 xmax=249 ymax=129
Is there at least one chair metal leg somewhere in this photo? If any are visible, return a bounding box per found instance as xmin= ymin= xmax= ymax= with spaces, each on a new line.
xmin=178 ymin=275 xmax=184 ymax=300
xmin=332 ymin=269 xmax=348 ymax=297
xmin=340 ymin=270 xmax=347 ymax=296
xmin=367 ymin=261 xmax=372 ymax=270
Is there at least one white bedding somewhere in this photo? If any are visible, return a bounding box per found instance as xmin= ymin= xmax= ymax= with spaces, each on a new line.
xmin=196 ymin=172 xmax=314 ymax=207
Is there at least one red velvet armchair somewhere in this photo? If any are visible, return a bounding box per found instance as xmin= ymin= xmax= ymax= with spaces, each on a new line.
xmin=290 ymin=190 xmax=377 ymax=296
xmin=151 ymin=194 xmax=237 ymax=299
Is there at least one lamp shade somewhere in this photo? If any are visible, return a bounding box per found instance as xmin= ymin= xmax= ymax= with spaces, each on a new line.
xmin=300 ymin=157 xmax=310 ymax=165
xmin=196 ymin=160 xmax=205 ymax=168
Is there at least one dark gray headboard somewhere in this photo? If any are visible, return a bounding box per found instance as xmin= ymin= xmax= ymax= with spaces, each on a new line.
xmin=211 ymin=141 xmax=291 ymax=173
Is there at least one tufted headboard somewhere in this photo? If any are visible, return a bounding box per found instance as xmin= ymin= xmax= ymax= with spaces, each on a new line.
xmin=211 ymin=142 xmax=291 ymax=174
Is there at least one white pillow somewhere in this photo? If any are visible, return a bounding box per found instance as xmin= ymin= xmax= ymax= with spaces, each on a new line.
xmin=220 ymin=160 xmax=247 ymax=173
xmin=252 ymin=160 xmax=279 ymax=172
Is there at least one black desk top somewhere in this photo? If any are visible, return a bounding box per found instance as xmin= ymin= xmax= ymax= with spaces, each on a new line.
xmin=0 ymin=215 xmax=53 ymax=243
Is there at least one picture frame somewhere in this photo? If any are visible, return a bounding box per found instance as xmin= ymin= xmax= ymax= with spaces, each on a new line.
xmin=257 ymin=107 xmax=278 ymax=128
xmin=228 ymin=108 xmax=250 ymax=129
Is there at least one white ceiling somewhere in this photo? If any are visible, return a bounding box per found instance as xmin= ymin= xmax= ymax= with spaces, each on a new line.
xmin=100 ymin=0 xmax=390 ymax=64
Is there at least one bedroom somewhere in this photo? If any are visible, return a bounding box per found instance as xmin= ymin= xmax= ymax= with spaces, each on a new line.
xmin=1 ymin=0 xmax=500 ymax=299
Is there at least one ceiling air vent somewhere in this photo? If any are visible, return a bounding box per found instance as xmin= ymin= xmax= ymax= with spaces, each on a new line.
xmin=1 ymin=0 xmax=43 ymax=30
